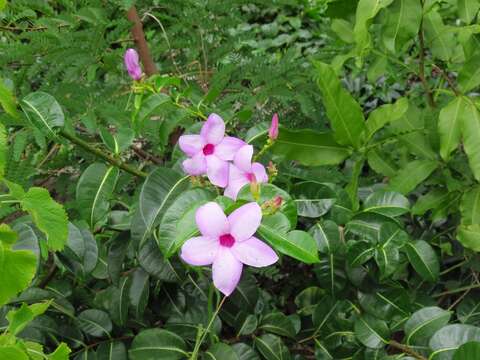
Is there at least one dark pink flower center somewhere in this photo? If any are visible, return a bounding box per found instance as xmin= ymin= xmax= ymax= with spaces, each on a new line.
xmin=203 ymin=143 xmax=215 ymax=155
xmin=246 ymin=172 xmax=256 ymax=182
xmin=219 ymin=233 xmax=235 ymax=248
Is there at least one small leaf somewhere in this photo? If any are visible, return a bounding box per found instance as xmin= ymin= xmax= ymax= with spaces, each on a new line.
xmin=405 ymin=240 xmax=439 ymax=282
xmin=20 ymin=92 xmax=64 ymax=138
xmin=6 ymin=301 xmax=50 ymax=335
xmin=47 ymin=343 xmax=71 ymax=360
xmin=354 ymin=314 xmax=390 ymax=349
xmin=129 ymin=329 xmax=187 ymax=360
xmin=404 ymin=306 xmax=451 ymax=345
xmin=0 ymin=346 xmax=29 ymax=360
xmin=0 ymin=78 xmax=20 ymax=119
xmin=365 ymin=98 xmax=409 ymax=140
xmin=363 ymin=190 xmax=410 ymax=217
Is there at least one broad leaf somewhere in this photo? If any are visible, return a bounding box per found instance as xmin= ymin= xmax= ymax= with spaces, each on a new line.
xmin=461 ymin=99 xmax=480 ymax=181
xmin=293 ymin=182 xmax=336 ymax=218
xmin=271 ymin=128 xmax=351 ymax=166
xmin=404 ymin=306 xmax=451 ymax=345
xmin=405 ymin=240 xmax=439 ymax=282
xmin=429 ymin=324 xmax=480 ymax=360
xmin=439 ymin=97 xmax=466 ymax=161
xmin=254 ymin=334 xmax=290 ymax=360
xmin=388 ymin=160 xmax=438 ymax=195
xmin=454 ymin=342 xmax=480 ymax=359
xmin=460 ymin=186 xmax=480 ymax=226
xmin=423 ymin=9 xmax=455 ymax=61
xmin=0 ymin=78 xmax=20 ymax=119
xmin=77 ymin=309 xmax=112 ymax=337
xmin=459 ymin=53 xmax=480 ymax=93
xmin=314 ymin=61 xmax=366 ymax=148
xmin=458 ymin=0 xmax=480 ymax=24
xmin=96 ymin=341 xmax=127 ymax=360
xmin=76 ymin=163 xmax=119 ymax=229
xmin=365 ymin=97 xmax=408 ymax=141
xmin=129 ymin=328 xmax=187 ymax=360
xmin=205 ymin=343 xmax=240 ymax=360
xmin=259 ymin=312 xmax=296 ymax=338
xmin=309 ymin=220 xmax=343 ymax=254
xmin=20 ymin=92 xmax=64 ymax=138
xmin=6 ymin=301 xmax=50 ymax=335
xmin=129 ymin=268 xmax=150 ymax=319
xmin=232 ymin=343 xmax=259 ymax=360
xmin=457 ymin=224 xmax=480 ymax=252
xmin=354 ymin=314 xmax=390 ymax=349
xmin=363 ymin=190 xmax=410 ymax=217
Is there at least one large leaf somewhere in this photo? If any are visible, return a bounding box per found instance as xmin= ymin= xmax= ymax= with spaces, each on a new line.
xmin=438 ymin=97 xmax=467 ymax=161
xmin=76 ymin=163 xmax=119 ymax=229
xmin=77 ymin=309 xmax=112 ymax=337
xmin=423 ymin=9 xmax=455 ymax=61
xmin=293 ymin=182 xmax=336 ymax=218
xmin=388 ymin=160 xmax=438 ymax=194
xmin=365 ymin=97 xmax=409 ymax=141
xmin=21 ymin=187 xmax=68 ymax=251
xmin=405 ymin=240 xmax=439 ymax=282
xmin=0 ymin=346 xmax=28 ymax=360
xmin=205 ymin=343 xmax=240 ymax=360
xmin=429 ymin=324 xmax=480 ymax=360
xmin=271 ymin=128 xmax=351 ymax=166
xmin=259 ymin=312 xmax=296 ymax=338
xmin=354 ymin=314 xmax=390 ymax=349
xmin=314 ymin=61 xmax=365 ymax=148
xmin=254 ymin=334 xmax=290 ymax=360
xmin=459 ymin=53 xmax=480 ymax=93
xmin=460 ymin=186 xmax=480 ymax=226
xmin=309 ymin=220 xmax=343 ymax=254
xmin=458 ymin=0 xmax=480 ymax=24
xmin=20 ymin=92 xmax=64 ymax=138
xmin=363 ymin=190 xmax=410 ymax=217
xmin=96 ymin=341 xmax=127 ymax=360
xmin=457 ymin=224 xmax=480 ymax=252
xmin=6 ymin=301 xmax=50 ymax=335
xmin=404 ymin=306 xmax=451 ymax=345
xmin=454 ymin=342 xmax=480 ymax=359
xmin=232 ymin=343 xmax=259 ymax=360
xmin=381 ymin=0 xmax=422 ymax=52
xmin=461 ymin=99 xmax=480 ymax=181
xmin=129 ymin=328 xmax=187 ymax=360
xmin=132 ymin=167 xmax=190 ymax=246
xmin=129 ymin=268 xmax=150 ymax=319
xmin=157 ymin=188 xmax=214 ymax=257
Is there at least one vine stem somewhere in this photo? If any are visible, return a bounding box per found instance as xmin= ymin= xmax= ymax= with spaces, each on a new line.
xmin=59 ymin=129 xmax=147 ymax=178
xmin=389 ymin=340 xmax=428 ymax=360
xmin=190 ymin=295 xmax=227 ymax=360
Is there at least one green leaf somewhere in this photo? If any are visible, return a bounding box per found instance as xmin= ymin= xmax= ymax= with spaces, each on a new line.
xmin=254 ymin=334 xmax=290 ymax=360
xmin=367 ymin=149 xmax=397 ymax=177
xmin=439 ymin=97 xmax=466 ymax=161
xmin=430 ymin=324 xmax=480 ymax=360
xmin=0 ymin=78 xmax=20 ymax=119
xmin=309 ymin=220 xmax=343 ymax=254
xmin=412 ymin=189 xmax=451 ymax=216
xmin=405 ymin=240 xmax=439 ymax=282
xmin=365 ymin=98 xmax=409 ymax=141
xmin=461 ymin=99 xmax=480 ymax=181
xmin=388 ymin=160 xmax=438 ymax=194
xmin=258 ymin=225 xmax=319 ymax=264
xmin=20 ymin=187 xmax=68 ymax=251
xmin=458 ymin=0 xmax=480 ymax=24
xmin=457 ymin=224 xmax=480 ymax=252
xmin=423 ymin=9 xmax=455 ymax=61
xmin=381 ymin=0 xmax=422 ymax=52
xmin=0 ymin=225 xmax=38 ymax=306
xmin=129 ymin=268 xmax=150 ymax=319
xmin=354 ymin=314 xmax=390 ymax=349
xmin=295 ymin=286 xmax=324 ymax=316
xmin=363 ymin=190 xmax=410 ymax=217
xmin=271 ymin=128 xmax=351 ymax=166
xmin=331 ymin=19 xmax=354 ymax=43
xmin=96 ymin=341 xmax=127 ymax=360
xmin=347 ymin=240 xmax=375 ymax=267
xmin=77 ymin=309 xmax=112 ymax=337
xmin=237 ymin=314 xmax=258 ymax=336
xmin=460 ymin=186 xmax=480 ymax=225
xmin=345 ymin=157 xmax=364 ymax=211
xmin=454 ymin=342 xmax=480 ymax=359
xmin=205 ymin=343 xmax=240 ymax=360
xmin=157 ymin=188 xmax=214 ymax=257
xmin=0 ymin=346 xmax=28 ymax=360
xmin=138 ymin=239 xmax=184 ymax=282
xmin=375 ymin=223 xmax=409 ymax=278
xmin=20 ymin=92 xmax=64 ymax=138
xmin=0 ymin=122 xmax=6 ymax=178
xmin=129 ymin=328 xmax=187 ymax=360
xmin=404 ymin=306 xmax=451 ymax=345
xmin=132 ymin=167 xmax=190 ymax=247
xmin=136 ymin=93 xmax=170 ymax=125
xmin=76 ymin=163 xmax=119 ymax=229
xmin=293 ymin=182 xmax=336 ymax=218
xmin=259 ymin=313 xmax=296 ymax=338
xmin=459 ymin=53 xmax=480 ymax=93
xmin=47 ymin=343 xmax=71 ymax=360
xmin=6 ymin=301 xmax=51 ymax=335
xmin=314 ymin=61 xmax=366 ymax=148
xmin=232 ymin=343 xmax=259 ymax=360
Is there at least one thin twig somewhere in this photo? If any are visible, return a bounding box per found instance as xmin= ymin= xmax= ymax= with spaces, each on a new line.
xmin=389 ymin=340 xmax=428 ymax=360
xmin=418 ymin=10 xmax=436 ymax=108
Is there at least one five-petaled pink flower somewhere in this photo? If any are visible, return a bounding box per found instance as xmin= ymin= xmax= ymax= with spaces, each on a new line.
xmin=179 ymin=114 xmax=245 ymax=187
xmin=268 ymin=113 xmax=279 ymax=140
xmin=180 ymin=202 xmax=278 ymax=296
xmin=225 ymin=145 xmax=268 ymax=200
xmin=124 ymin=48 xmax=142 ymax=80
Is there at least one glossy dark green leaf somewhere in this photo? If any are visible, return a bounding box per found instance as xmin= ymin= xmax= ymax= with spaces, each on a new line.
xmin=138 ymin=239 xmax=184 ymax=282
xmin=405 ymin=240 xmax=439 ymax=282
xmin=20 ymin=92 xmax=64 ymax=138
xmin=462 ymin=101 xmax=480 ymax=181
xmin=129 ymin=268 xmax=150 ymax=319
xmin=347 ymin=240 xmax=374 ymax=267
xmin=96 ymin=341 xmax=127 ymax=360
xmin=204 ymin=343 xmax=240 ymax=360
xmin=77 ymin=309 xmax=112 ymax=337
xmin=363 ymin=190 xmax=410 ymax=217
xmin=388 ymin=160 xmax=438 ymax=195
xmin=454 ymin=341 xmax=480 ymax=359
xmin=270 ymin=128 xmax=351 ymax=166
xmin=429 ymin=325 xmax=480 ymax=360
xmin=259 ymin=312 xmax=296 ymax=338
xmin=293 ymin=182 xmax=336 ymax=218
xmin=294 ymin=286 xmax=324 ymax=316
xmin=231 ymin=343 xmax=259 ymax=360
xmin=254 ymin=334 xmax=290 ymax=360
xmin=236 ymin=314 xmax=258 ymax=336
xmin=404 ymin=306 xmax=451 ymax=345
xmin=129 ymin=328 xmax=187 ymax=360
xmin=309 ymin=220 xmax=343 ymax=254
xmin=354 ymin=315 xmax=390 ymax=349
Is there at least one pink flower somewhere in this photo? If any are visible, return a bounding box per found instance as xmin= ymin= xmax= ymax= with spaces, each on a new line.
xmin=180 ymin=202 xmax=278 ymax=296
xmin=124 ymin=48 xmax=142 ymax=80
xmin=268 ymin=113 xmax=279 ymax=140
xmin=224 ymin=145 xmax=268 ymax=200
xmin=179 ymin=114 xmax=245 ymax=187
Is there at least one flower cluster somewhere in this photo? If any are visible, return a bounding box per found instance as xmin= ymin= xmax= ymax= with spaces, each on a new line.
xmin=178 ymin=113 xmax=280 ymax=296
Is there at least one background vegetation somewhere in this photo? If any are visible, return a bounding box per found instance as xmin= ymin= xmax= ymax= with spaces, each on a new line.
xmin=1 ymin=0 xmax=480 ymax=359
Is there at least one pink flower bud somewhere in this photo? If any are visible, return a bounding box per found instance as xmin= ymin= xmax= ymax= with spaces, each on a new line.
xmin=273 ymin=196 xmax=283 ymax=208
xmin=124 ymin=48 xmax=142 ymax=80
xmin=268 ymin=113 xmax=279 ymax=140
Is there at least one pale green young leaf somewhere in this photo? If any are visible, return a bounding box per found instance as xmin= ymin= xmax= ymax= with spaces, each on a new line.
xmin=458 ymin=0 xmax=480 ymax=24
xmin=365 ymin=97 xmax=409 ymax=141
xmin=20 ymin=92 xmax=64 ymax=138
xmin=6 ymin=301 xmax=51 ymax=335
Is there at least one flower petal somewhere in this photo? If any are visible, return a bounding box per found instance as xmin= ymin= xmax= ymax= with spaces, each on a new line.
xmin=228 ymin=202 xmax=262 ymax=241
xmin=201 ymin=113 xmax=225 ymax=145
xmin=196 ymin=202 xmax=229 ymax=237
xmin=251 ymin=162 xmax=268 ymax=183
xmin=212 ymin=247 xmax=243 ymax=296
xmin=216 ymin=137 xmax=246 ymax=161
xmin=179 ymin=135 xmax=204 ymax=157
xmin=180 ymin=236 xmax=219 ymax=266
xmin=206 ymin=155 xmax=229 ymax=187
xmin=224 ymin=164 xmax=249 ymax=200
xmin=233 ymin=145 xmax=253 ymax=172
xmin=232 ymin=236 xmax=279 ymax=267
xmin=182 ymin=153 xmax=207 ymax=175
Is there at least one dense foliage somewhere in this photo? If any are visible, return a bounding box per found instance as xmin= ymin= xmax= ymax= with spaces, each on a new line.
xmin=2 ymin=0 xmax=480 ymax=359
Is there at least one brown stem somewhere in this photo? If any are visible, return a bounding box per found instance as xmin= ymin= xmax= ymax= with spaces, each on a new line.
xmin=418 ymin=14 xmax=435 ymax=108
xmin=432 ymin=64 xmax=461 ymax=96
xmin=38 ymin=253 xmax=58 ymax=289
xmin=127 ymin=6 xmax=157 ymax=76
xmin=389 ymin=340 xmax=428 ymax=360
